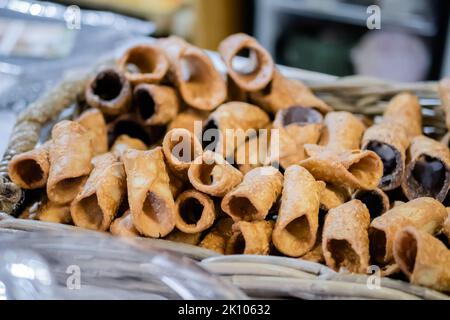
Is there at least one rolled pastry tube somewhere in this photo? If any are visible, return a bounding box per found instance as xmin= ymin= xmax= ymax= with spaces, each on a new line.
xmin=111 ymin=134 xmax=147 ymax=160
xmin=402 ymin=135 xmax=450 ymax=202
xmin=188 ymin=150 xmax=243 ymax=197
xmin=134 ymin=84 xmax=179 ymax=126
xmin=85 ymin=68 xmax=132 ymax=116
xmin=159 ymin=36 xmax=226 ymax=111
xmin=123 ymin=147 xmax=176 ymax=237
xmin=249 ymin=69 xmax=331 ymax=115
xmin=117 ymin=44 xmax=169 ymax=85
xmin=162 ymin=128 xmax=203 ymax=180
xmin=383 ymin=92 xmax=422 ymax=139
xmin=76 ymin=108 xmax=108 ymax=155
xmin=362 ymin=123 xmax=409 ymax=191
xmin=221 ymin=166 xmax=283 ymax=222
xmin=439 ymin=78 xmax=450 ymax=131
xmin=226 ymin=220 xmax=274 ymax=255
xmin=272 ymin=106 xmax=323 ymax=170
xmin=110 ymin=211 xmax=139 ymax=237
xmin=199 ymin=217 xmax=234 ymax=254
xmin=352 ymin=188 xmax=390 ymax=219
xmin=319 ymin=183 xmax=349 ymax=212
xmin=369 ymin=197 xmax=447 ymax=265
xmin=234 ymin=133 xmax=271 ymax=175
xmin=301 ymin=229 xmax=324 ymax=263
xmin=168 ymin=108 xmax=208 ymax=134
xmin=219 ymin=33 xmax=274 ymax=92
xmin=164 ymin=229 xmax=202 ymax=246
xmin=322 ymin=199 xmax=371 ymax=274
xmin=393 ymin=226 xmax=450 ymax=292
xmin=202 ymin=101 xmax=270 ymax=157
xmin=36 ymin=199 xmax=72 ymax=224
xmin=108 ymin=113 xmax=163 ymax=146
xmin=71 ymin=153 xmax=126 ymax=231
xmin=174 ymin=189 xmax=216 ymax=234
xmin=47 ymin=121 xmax=94 ymax=204
xmin=300 ymin=112 xmax=383 ymax=190
xmin=272 ymin=165 xmax=323 ymax=257
xmin=8 ymin=141 xmax=51 ymax=189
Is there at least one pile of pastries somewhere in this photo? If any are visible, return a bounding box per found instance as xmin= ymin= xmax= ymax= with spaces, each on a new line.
xmin=7 ymin=33 xmax=450 ymax=293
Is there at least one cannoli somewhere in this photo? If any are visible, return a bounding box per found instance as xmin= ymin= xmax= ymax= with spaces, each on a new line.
xmin=117 ymin=44 xmax=169 ymax=85
xmin=300 ymin=112 xmax=383 ymax=190
xmin=159 ymin=36 xmax=226 ymax=111
xmin=393 ymin=226 xmax=450 ymax=292
xmin=322 ymin=199 xmax=371 ymax=274
xmin=369 ymin=197 xmax=447 ymax=265
xmin=202 ymin=101 xmax=270 ymax=157
xmin=271 ymin=106 xmax=323 ymax=170
xmin=402 ymin=135 xmax=450 ymax=202
xmin=110 ymin=134 xmax=147 ymax=160
xmin=221 ymin=166 xmax=283 ymax=221
xmin=71 ymin=153 xmax=126 ymax=231
xmin=174 ymin=189 xmax=216 ymax=233
xmin=162 ymin=128 xmax=203 ymax=180
xmin=110 ymin=211 xmax=139 ymax=237
xmin=444 ymin=211 xmax=450 ymax=242
xmin=47 ymin=121 xmax=93 ymax=204
xmin=188 ymin=150 xmax=243 ymax=197
xmin=383 ymin=93 xmax=422 ymax=139
xmin=134 ymin=84 xmax=178 ymax=126
xmin=85 ymin=68 xmax=132 ymax=116
xmin=441 ymin=132 xmax=450 ymax=149
xmin=234 ymin=132 xmax=271 ymax=175
xmin=168 ymin=108 xmax=208 ymax=134
xmin=218 ymin=33 xmax=274 ymax=92
xmin=352 ymin=188 xmax=390 ymax=219
xmin=272 ymin=165 xmax=323 ymax=257
xmin=226 ymin=220 xmax=274 ymax=255
xmin=76 ymin=108 xmax=108 ymax=155
xmin=438 ymin=78 xmax=450 ymax=131
xmin=199 ymin=217 xmax=234 ymax=254
xmin=227 ymin=74 xmax=249 ymax=102
xmin=8 ymin=141 xmax=51 ymax=189
xmin=319 ymin=183 xmax=350 ymax=212
xmin=35 ymin=199 xmax=72 ymax=224
xmin=108 ymin=113 xmax=164 ymax=146
xmin=164 ymin=229 xmax=202 ymax=246
xmin=249 ymin=69 xmax=331 ymax=115
xmin=122 ymin=147 xmax=176 ymax=237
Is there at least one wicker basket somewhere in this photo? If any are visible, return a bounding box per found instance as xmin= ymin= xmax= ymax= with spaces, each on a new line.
xmin=0 ymin=63 xmax=448 ymax=300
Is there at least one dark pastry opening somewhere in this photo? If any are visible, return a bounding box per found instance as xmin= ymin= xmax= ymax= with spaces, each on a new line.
xmin=92 ymin=70 xmax=123 ymax=101
xmin=354 ymin=190 xmax=385 ymax=219
xmin=327 ymin=239 xmax=360 ymax=272
xmin=54 ymin=176 xmax=86 ymax=204
xmin=411 ymin=155 xmax=447 ymax=198
xmin=282 ymin=106 xmax=323 ymax=127
xmin=179 ymin=197 xmax=204 ymax=225
xmin=228 ymin=196 xmax=258 ymax=221
xmin=369 ymin=227 xmax=387 ymax=265
xmin=15 ymin=160 xmax=44 ymax=186
xmin=142 ymin=191 xmax=167 ymax=224
xmin=365 ymin=141 xmax=398 ymax=186
xmin=124 ymin=48 xmax=156 ymax=74
xmin=395 ymin=230 xmax=417 ymax=275
xmin=285 ymin=216 xmax=311 ymax=243
xmin=232 ymin=233 xmax=246 ymax=254
xmin=318 ymin=208 xmax=327 ymax=226
xmin=232 ymin=47 xmax=259 ymax=75
xmin=77 ymin=194 xmax=103 ymax=229
xmin=261 ymin=80 xmax=273 ymax=96
xmin=134 ymin=88 xmax=156 ymax=120
xmin=202 ymin=119 xmax=219 ymax=151
xmin=180 ymin=55 xmax=210 ymax=84
xmin=198 ymin=163 xmax=216 ymax=185
xmin=110 ymin=119 xmax=150 ymax=146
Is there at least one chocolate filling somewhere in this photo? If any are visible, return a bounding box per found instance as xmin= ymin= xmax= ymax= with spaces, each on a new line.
xmin=365 ymin=141 xmax=398 ymax=186
xmin=134 ymin=88 xmax=155 ymax=120
xmin=179 ymin=197 xmax=203 ymax=225
xmin=282 ymin=106 xmax=323 ymax=127
xmin=92 ymin=70 xmax=123 ymax=101
xmin=202 ymin=119 xmax=219 ymax=151
xmin=369 ymin=228 xmax=387 ymax=265
xmin=15 ymin=160 xmax=44 ymax=186
xmin=411 ymin=155 xmax=447 ymax=197
xmin=354 ymin=191 xmax=385 ymax=219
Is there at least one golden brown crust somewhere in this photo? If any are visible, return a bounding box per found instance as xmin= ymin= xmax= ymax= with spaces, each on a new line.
xmin=219 ymin=33 xmax=274 ymax=92
xmin=71 ymin=153 xmax=126 ymax=231
xmin=234 ymin=134 xmax=269 ymax=175
xmin=249 ymin=69 xmax=331 ymax=114
xmin=111 ymin=134 xmax=147 ymax=160
xmin=122 ymin=147 xmax=176 ymax=238
xmin=8 ymin=141 xmax=51 ymax=189
xmin=117 ymin=44 xmax=169 ymax=85
xmin=76 ymin=108 xmax=108 ymax=155
xmin=221 ymin=166 xmax=283 ymax=221
xmin=188 ymin=151 xmax=243 ymax=197
xmin=393 ymin=226 xmax=450 ymax=292
xmin=319 ymin=183 xmax=350 ymax=212
xmin=199 ymin=217 xmax=234 ymax=254
xmin=159 ymin=36 xmax=226 ymax=111
xmin=402 ymin=135 xmax=450 ymax=202
xmin=383 ymin=93 xmax=422 ymax=139
xmin=110 ymin=210 xmax=140 ymax=237
xmin=134 ymin=84 xmax=179 ymax=126
xmin=444 ymin=211 xmax=450 ymax=242
xmin=370 ymin=197 xmax=447 ymax=265
xmin=36 ymin=199 xmax=72 ymax=224
xmin=322 ymin=199 xmax=371 ymax=274
xmin=167 ymin=108 xmax=208 ymax=134
xmin=272 ymin=165 xmax=322 ymax=257
xmin=164 ymin=229 xmax=202 ymax=245
xmin=226 ymin=220 xmax=274 ymax=255
xmin=47 ymin=121 xmax=93 ymax=204
xmin=174 ymin=189 xmax=216 ymax=233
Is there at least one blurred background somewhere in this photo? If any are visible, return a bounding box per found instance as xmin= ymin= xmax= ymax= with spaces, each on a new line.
xmin=1 ymin=0 xmax=450 ymax=154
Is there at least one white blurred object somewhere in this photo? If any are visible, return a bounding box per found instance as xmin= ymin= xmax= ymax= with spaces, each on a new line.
xmin=0 ymin=111 xmax=16 ymax=157
xmin=351 ymin=31 xmax=430 ymax=82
